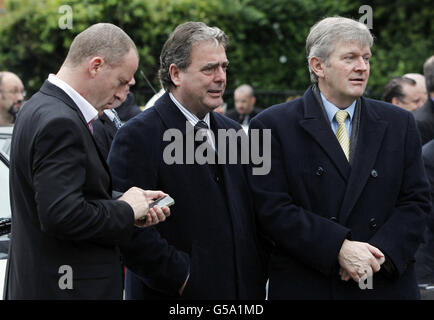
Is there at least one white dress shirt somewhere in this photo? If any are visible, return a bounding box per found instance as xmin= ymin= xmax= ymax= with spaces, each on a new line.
xmin=47 ymin=74 xmax=98 ymax=124
xmin=169 ymin=92 xmax=216 ymax=151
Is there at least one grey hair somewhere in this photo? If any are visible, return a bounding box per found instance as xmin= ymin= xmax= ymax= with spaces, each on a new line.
xmin=424 ymin=55 xmax=434 ymax=94
xmin=306 ymin=16 xmax=374 ymax=83
xmin=64 ymin=23 xmax=137 ymax=67
xmin=158 ymin=21 xmax=228 ymax=91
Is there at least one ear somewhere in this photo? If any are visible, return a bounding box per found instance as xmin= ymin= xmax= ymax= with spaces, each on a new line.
xmin=309 ymin=56 xmax=325 ymax=80
xmin=391 ymin=97 xmax=401 ymax=107
xmin=251 ymin=96 xmax=256 ymax=106
xmin=169 ymin=63 xmax=182 ymax=87
xmin=88 ymin=57 xmax=105 ymax=78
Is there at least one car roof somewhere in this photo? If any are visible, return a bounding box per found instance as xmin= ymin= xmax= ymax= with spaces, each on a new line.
xmin=0 ymin=126 xmax=13 ymax=136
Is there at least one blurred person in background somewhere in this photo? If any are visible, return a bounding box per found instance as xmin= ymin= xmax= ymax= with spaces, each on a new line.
xmin=226 ymin=84 xmax=262 ymax=126
xmin=414 ymin=56 xmax=434 ymax=145
xmin=0 ymin=71 xmax=25 ymax=126
xmin=382 ymin=76 xmax=421 ymax=112
xmin=404 ymin=73 xmax=427 ymax=109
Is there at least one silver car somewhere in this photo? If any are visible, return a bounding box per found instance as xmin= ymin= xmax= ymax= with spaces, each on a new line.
xmin=0 ymin=126 xmax=12 ymax=299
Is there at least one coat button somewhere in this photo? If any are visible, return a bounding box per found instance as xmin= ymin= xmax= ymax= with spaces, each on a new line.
xmin=371 ymin=169 xmax=378 ymax=178
xmin=215 ymin=175 xmax=220 ymax=183
xmin=316 ymin=166 xmax=324 ymax=176
xmin=369 ymin=218 xmax=377 ymax=230
xmin=330 ymin=216 xmax=338 ymax=222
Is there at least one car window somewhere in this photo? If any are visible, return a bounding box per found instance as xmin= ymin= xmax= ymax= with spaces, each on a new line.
xmin=0 ymin=138 xmax=11 ymax=159
xmin=0 ymin=158 xmax=11 ymax=219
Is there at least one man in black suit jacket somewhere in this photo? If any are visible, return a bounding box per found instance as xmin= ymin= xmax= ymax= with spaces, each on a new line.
xmin=249 ymin=17 xmax=430 ymax=299
xmin=226 ymin=84 xmax=262 ymax=126
xmin=415 ymin=140 xmax=434 ymax=291
xmin=5 ymin=23 xmax=169 ymax=300
xmin=414 ymin=55 xmax=434 ymax=145
xmin=108 ymin=22 xmax=268 ymax=299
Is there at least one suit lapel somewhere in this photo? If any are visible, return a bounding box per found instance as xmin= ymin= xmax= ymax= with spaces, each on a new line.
xmin=299 ymin=87 xmax=351 ymax=181
xmin=339 ymin=98 xmax=388 ymax=224
xmin=154 ymin=92 xmax=192 ymax=134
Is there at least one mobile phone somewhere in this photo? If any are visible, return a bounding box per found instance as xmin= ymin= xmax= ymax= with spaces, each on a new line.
xmin=149 ymin=195 xmax=175 ymax=209
xmin=138 ymin=195 xmax=175 ymax=222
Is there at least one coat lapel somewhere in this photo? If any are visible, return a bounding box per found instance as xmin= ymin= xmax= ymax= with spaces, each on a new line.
xmin=299 ymin=87 xmax=351 ymax=181
xmin=154 ymin=92 xmax=192 ymax=135
xmin=338 ymin=98 xmax=388 ymax=224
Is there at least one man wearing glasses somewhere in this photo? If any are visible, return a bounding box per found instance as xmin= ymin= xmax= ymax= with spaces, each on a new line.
xmin=0 ymin=71 xmax=25 ymax=126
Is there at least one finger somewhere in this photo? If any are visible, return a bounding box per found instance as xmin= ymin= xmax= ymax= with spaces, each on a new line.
xmin=150 ymin=209 xmax=160 ymax=225
xmin=144 ymin=190 xmax=167 ymax=200
xmin=349 ymin=270 xmax=360 ymax=283
xmin=340 ymin=269 xmax=350 ymax=281
xmin=367 ymin=244 xmax=384 ymax=259
xmin=369 ymin=257 xmax=381 ymax=273
xmin=161 ymin=206 xmax=171 ymax=217
xmin=152 ymin=207 xmax=166 ymax=222
xmin=145 ymin=210 xmax=156 ymax=226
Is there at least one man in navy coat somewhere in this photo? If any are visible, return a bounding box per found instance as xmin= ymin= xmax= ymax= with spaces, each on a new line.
xmin=108 ymin=22 xmax=268 ymax=299
xmin=249 ymin=16 xmax=431 ymax=299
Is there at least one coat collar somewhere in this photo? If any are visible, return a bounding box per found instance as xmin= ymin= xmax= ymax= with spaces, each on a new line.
xmin=40 ymin=80 xmax=90 ymax=129
xmin=154 ymin=91 xmax=233 ymax=133
xmin=39 ymin=80 xmax=111 ymax=176
xmin=299 ymin=86 xmax=388 ymax=224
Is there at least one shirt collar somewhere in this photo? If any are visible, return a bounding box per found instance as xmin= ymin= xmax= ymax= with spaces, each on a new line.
xmin=320 ymin=93 xmax=356 ymax=123
xmin=169 ymin=92 xmax=210 ymax=128
xmin=47 ymin=74 xmax=98 ymax=124
xmin=104 ymin=109 xmax=115 ymax=121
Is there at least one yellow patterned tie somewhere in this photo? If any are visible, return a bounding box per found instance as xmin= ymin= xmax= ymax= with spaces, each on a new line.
xmin=335 ymin=110 xmax=350 ymax=161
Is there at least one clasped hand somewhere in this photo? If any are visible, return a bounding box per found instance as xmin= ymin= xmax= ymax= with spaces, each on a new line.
xmin=338 ymin=239 xmax=385 ymax=283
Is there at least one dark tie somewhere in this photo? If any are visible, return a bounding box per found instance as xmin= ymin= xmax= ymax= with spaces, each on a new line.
xmin=194 ymin=120 xmax=209 ymax=142
xmin=194 ymin=120 xmax=208 ymax=130
xmin=194 ymin=120 xmax=214 ymax=159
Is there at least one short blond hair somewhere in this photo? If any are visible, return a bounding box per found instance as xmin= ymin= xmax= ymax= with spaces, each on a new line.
xmin=64 ymin=23 xmax=137 ymax=67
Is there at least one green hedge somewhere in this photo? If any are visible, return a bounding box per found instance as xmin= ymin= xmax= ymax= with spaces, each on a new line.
xmin=0 ymin=0 xmax=432 ymax=106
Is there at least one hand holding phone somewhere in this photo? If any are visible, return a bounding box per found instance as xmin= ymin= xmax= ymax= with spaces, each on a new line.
xmin=149 ymin=195 xmax=175 ymax=209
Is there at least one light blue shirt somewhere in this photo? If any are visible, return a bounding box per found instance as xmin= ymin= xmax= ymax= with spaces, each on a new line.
xmin=320 ymin=93 xmax=356 ymax=137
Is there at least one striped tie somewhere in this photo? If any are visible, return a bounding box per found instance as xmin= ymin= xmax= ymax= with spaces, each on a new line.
xmin=111 ymin=109 xmax=123 ymax=129
xmin=335 ymin=110 xmax=350 ymax=161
